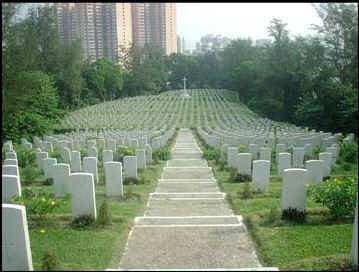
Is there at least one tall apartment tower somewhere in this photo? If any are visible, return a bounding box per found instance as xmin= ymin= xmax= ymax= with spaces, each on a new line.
xmin=55 ymin=3 xmax=132 ymax=63
xmin=131 ymin=3 xmax=177 ymax=55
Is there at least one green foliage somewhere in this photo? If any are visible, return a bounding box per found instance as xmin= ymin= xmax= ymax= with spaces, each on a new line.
xmin=238 ymin=145 xmax=249 ymax=153
xmin=42 ymin=249 xmax=60 ymax=271
xmin=50 ymin=150 xmax=63 ymax=164
xmin=282 ymin=207 xmax=306 ymax=223
xmin=265 ymin=205 xmax=281 ymax=225
xmin=339 ymin=142 xmax=358 ymax=164
xmin=123 ymin=177 xmax=144 ymax=185
xmin=10 ymin=188 xmax=65 ymax=219
xmin=153 ymin=147 xmax=171 ymax=161
xmin=308 ymin=177 xmax=357 ymax=218
xmin=203 ymin=148 xmax=220 ymax=161
xmin=71 ymin=215 xmax=95 ymax=229
xmin=17 ymin=150 xmax=36 ymax=168
xmin=241 ymin=182 xmax=253 ymax=199
xmin=97 ymin=200 xmax=112 ymax=226
xmin=21 ymin=166 xmax=41 ymax=186
xmin=43 ymin=178 xmax=54 ymax=186
xmin=80 ymin=149 xmax=88 ymax=158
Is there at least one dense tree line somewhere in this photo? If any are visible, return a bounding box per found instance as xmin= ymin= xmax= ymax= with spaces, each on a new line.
xmin=2 ymin=3 xmax=357 ymax=142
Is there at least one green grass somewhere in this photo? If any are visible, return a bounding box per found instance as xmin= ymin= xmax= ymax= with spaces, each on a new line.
xmin=23 ymin=161 xmax=165 ymax=270
xmin=193 ymin=131 xmax=357 ymax=271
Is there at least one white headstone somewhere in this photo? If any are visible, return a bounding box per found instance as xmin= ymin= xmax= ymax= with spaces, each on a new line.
xmin=70 ymin=173 xmax=96 ymax=221
xmin=278 ymin=153 xmax=291 ymax=177
xmin=104 ymin=161 xmax=123 ymax=197
xmin=259 ymin=147 xmax=271 ymax=161
xmin=3 ymin=159 xmax=18 ymax=166
xmin=62 ymin=147 xmax=71 ymax=164
xmin=238 ymin=153 xmax=252 ymax=176
xmin=319 ymin=152 xmax=332 ymax=177
xmin=43 ymin=158 xmax=57 ymax=179
xmin=136 ymin=149 xmax=146 ymax=169
xmin=145 ymin=144 xmax=152 ymax=164
xmin=103 ymin=150 xmax=113 ymax=164
xmin=123 ymin=156 xmax=137 ymax=179
xmin=276 ymin=144 xmax=286 ymax=163
xmin=252 ymin=160 xmax=270 ymax=192
xmin=326 ymin=146 xmax=337 ymax=165
xmin=52 ymin=163 xmax=71 ymax=197
xmin=70 ymin=151 xmax=82 ymax=172
xmin=2 ymin=165 xmax=19 ymax=177
xmin=2 ymin=204 xmax=33 ymax=271
xmin=88 ymin=146 xmax=97 ymax=158
xmin=292 ymin=147 xmax=305 ymax=168
xmin=305 ymin=160 xmax=323 ymax=184
xmin=83 ymin=157 xmax=98 ymax=184
xmin=227 ymin=147 xmax=238 ymax=168
xmin=249 ymin=144 xmax=258 ymax=160
xmin=281 ymin=168 xmax=308 ymax=212
xmin=2 ymin=175 xmax=21 ymax=203
xmin=5 ymin=152 xmax=17 ymax=160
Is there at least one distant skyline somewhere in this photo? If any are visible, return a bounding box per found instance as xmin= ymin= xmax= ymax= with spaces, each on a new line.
xmin=177 ymin=3 xmax=323 ymax=50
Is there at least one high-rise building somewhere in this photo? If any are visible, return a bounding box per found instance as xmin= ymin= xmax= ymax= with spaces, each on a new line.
xmin=55 ymin=3 xmax=132 ymax=63
xmin=131 ymin=3 xmax=177 ymax=55
xmin=177 ymin=35 xmax=182 ymax=54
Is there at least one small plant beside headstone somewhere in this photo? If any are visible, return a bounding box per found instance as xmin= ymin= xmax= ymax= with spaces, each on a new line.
xmin=282 ymin=207 xmax=306 ymax=223
xmin=42 ymin=249 xmax=60 ymax=271
xmin=240 ymin=182 xmax=253 ymax=199
xmin=71 ymin=215 xmax=95 ymax=229
xmin=97 ymin=200 xmax=112 ymax=226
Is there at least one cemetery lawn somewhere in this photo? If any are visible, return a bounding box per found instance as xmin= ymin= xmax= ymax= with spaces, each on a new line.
xmin=26 ymin=161 xmax=166 ymax=270
xmin=210 ymin=162 xmax=356 ymax=271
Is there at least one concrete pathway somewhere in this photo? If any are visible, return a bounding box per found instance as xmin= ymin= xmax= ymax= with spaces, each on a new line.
xmin=116 ymin=129 xmax=278 ymax=270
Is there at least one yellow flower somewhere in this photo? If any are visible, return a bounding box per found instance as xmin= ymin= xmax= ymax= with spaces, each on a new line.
xmin=20 ymin=201 xmax=24 ymax=205
xmin=40 ymin=229 xmax=46 ymax=235
xmin=51 ymin=201 xmax=56 ymax=206
xmin=41 ymin=198 xmax=46 ymax=202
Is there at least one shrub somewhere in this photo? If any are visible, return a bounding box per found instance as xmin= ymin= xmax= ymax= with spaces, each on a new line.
xmin=282 ymin=207 xmax=306 ymax=223
xmin=153 ymin=147 xmax=171 ymax=161
xmin=203 ymin=148 xmax=220 ymax=162
xmin=43 ymin=178 xmax=54 ymax=186
xmin=123 ymin=177 xmax=143 ymax=185
xmin=10 ymin=188 xmax=65 ymax=219
xmin=71 ymin=215 xmax=95 ymax=229
xmin=17 ymin=150 xmax=35 ymax=168
xmin=339 ymin=142 xmax=358 ymax=164
xmin=241 ymin=182 xmax=253 ymax=199
xmin=42 ymin=249 xmax=60 ymax=271
xmin=97 ymin=200 xmax=112 ymax=226
xmin=313 ymin=146 xmax=325 ymax=158
xmin=21 ymin=166 xmax=40 ymax=186
xmin=308 ymin=176 xmax=357 ymax=218
xmin=50 ymin=150 xmax=63 ymax=163
xmin=238 ymin=145 xmax=249 ymax=153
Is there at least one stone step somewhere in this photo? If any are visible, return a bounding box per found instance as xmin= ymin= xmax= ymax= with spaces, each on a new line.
xmin=145 ymin=198 xmax=233 ymax=216
xmin=135 ymin=215 xmax=242 ymax=225
xmin=172 ymin=153 xmax=203 ymax=159
xmin=159 ymin=178 xmax=216 ymax=183
xmin=118 ymin=226 xmax=262 ymax=269
xmin=109 ymin=268 xmax=279 ymax=271
xmin=167 ymin=159 xmax=208 ymax=167
xmin=150 ymin=192 xmax=225 ymax=199
xmin=156 ymin=182 xmax=219 ymax=193
xmin=162 ymin=167 xmax=214 ymax=179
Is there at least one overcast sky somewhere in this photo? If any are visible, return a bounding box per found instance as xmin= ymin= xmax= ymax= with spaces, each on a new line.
xmin=177 ymin=3 xmax=323 ymax=49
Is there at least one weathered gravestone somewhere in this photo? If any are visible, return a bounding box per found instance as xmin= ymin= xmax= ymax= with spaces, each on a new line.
xmin=252 ymin=160 xmax=270 ymax=192
xmin=52 ymin=163 xmax=71 ymax=197
xmin=238 ymin=153 xmax=252 ymax=176
xmin=124 ymin=156 xmax=137 ymax=179
xmin=259 ymin=147 xmax=271 ymax=161
xmin=281 ymin=168 xmax=308 ymax=212
xmin=249 ymin=144 xmax=259 ymax=160
xmin=70 ymin=173 xmax=97 ymax=221
xmin=2 ymin=175 xmax=21 ymax=203
xmin=104 ymin=162 xmax=123 ymax=197
xmin=2 ymin=204 xmax=33 ymax=271
xmin=305 ymin=160 xmax=323 ymax=184
xmin=275 ymin=144 xmax=286 ymax=163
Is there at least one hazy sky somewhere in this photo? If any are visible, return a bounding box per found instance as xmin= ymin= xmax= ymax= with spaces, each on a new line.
xmin=177 ymin=3 xmax=323 ymax=49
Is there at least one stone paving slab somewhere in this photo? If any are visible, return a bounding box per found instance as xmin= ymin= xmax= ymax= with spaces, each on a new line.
xmin=172 ymin=153 xmax=203 ymax=159
xmin=162 ymin=167 xmax=214 ymax=179
xmin=145 ymin=199 xmax=233 ymax=216
xmin=118 ymin=226 xmax=261 ymax=269
xmin=135 ymin=216 xmax=241 ymax=225
xmin=156 ymin=182 xmax=219 ymax=193
xmin=150 ymin=192 xmax=225 ymax=199
xmin=167 ymin=159 xmax=208 ymax=167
